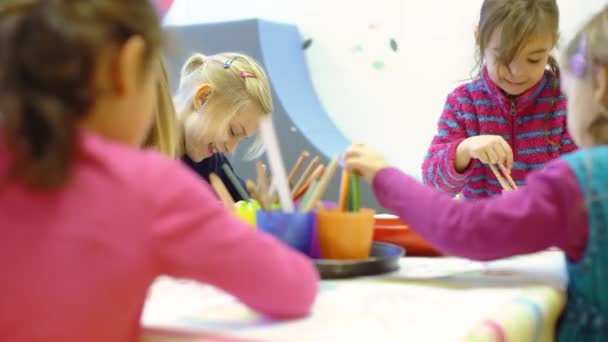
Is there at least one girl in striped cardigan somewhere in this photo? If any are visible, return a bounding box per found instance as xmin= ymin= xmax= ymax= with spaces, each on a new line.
xmin=422 ymin=0 xmax=577 ymax=199
xmin=345 ymin=7 xmax=608 ymax=339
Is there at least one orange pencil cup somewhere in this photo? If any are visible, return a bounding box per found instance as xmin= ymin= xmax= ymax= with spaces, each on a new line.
xmin=316 ymin=208 xmax=375 ymax=260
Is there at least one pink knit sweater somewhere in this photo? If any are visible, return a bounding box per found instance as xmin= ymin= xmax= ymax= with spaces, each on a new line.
xmin=0 ymin=132 xmax=318 ymax=342
xmin=422 ymin=68 xmax=577 ymax=199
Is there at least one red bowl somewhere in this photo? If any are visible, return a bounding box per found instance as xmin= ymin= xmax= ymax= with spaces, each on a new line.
xmin=373 ymin=214 xmax=441 ymax=256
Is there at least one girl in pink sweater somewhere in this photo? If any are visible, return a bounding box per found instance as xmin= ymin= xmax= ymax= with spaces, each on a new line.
xmin=0 ymin=2 xmax=317 ymax=341
xmin=422 ymin=0 xmax=577 ymax=199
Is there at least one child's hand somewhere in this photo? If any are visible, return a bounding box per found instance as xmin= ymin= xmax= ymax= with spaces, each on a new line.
xmin=344 ymin=144 xmax=390 ymax=183
xmin=458 ymin=135 xmax=513 ymax=169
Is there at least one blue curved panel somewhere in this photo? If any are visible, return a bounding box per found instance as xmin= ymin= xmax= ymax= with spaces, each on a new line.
xmin=257 ymin=20 xmax=350 ymax=158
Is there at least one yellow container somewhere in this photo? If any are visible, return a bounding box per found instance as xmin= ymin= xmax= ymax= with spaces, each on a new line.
xmin=233 ymin=200 xmax=260 ymax=228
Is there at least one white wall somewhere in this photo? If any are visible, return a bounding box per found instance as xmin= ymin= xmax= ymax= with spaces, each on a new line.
xmin=165 ymin=0 xmax=605 ymax=177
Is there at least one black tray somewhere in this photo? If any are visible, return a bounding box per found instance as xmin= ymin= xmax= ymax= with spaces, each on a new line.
xmin=314 ymin=242 xmax=405 ymax=279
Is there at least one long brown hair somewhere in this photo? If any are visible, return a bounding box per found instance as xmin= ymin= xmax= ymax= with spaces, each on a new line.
xmin=0 ymin=0 xmax=162 ymax=188
xmin=474 ymin=0 xmax=560 ymax=146
xmin=474 ymin=0 xmax=559 ymax=77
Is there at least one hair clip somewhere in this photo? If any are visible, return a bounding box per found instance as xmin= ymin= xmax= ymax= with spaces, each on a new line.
xmin=238 ymin=71 xmax=257 ymax=79
xmin=223 ymin=56 xmax=239 ymax=69
xmin=571 ymin=35 xmax=588 ymax=78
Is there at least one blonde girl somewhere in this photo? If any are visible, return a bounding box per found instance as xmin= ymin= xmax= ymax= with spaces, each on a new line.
xmin=174 ymin=52 xmax=273 ymax=201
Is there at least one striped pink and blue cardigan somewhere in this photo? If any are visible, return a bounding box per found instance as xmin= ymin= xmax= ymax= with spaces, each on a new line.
xmin=422 ymin=67 xmax=577 ymax=199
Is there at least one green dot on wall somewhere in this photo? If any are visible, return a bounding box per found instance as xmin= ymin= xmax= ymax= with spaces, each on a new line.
xmin=372 ymin=60 xmax=385 ymax=70
xmin=390 ymin=38 xmax=398 ymax=52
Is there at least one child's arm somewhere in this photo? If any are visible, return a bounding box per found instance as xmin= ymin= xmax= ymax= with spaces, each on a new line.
xmin=376 ymin=160 xmax=587 ymax=261
xmin=422 ymin=94 xmax=473 ymax=195
xmin=145 ymin=157 xmax=318 ymax=318
xmin=346 ymin=145 xmax=587 ymax=261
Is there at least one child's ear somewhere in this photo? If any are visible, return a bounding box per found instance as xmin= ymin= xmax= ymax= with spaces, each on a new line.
xmin=114 ymin=36 xmax=146 ymax=96
xmin=193 ymin=83 xmax=213 ymax=110
xmin=592 ymin=65 xmax=608 ymax=108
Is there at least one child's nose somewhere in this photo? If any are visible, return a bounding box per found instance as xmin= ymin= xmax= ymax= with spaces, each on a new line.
xmin=508 ymin=62 xmax=524 ymax=78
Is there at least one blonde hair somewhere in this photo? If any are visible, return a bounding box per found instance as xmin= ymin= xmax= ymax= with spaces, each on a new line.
xmin=564 ymin=6 xmax=608 ymax=145
xmin=143 ymin=58 xmax=181 ymax=157
xmin=174 ymin=52 xmax=273 ymax=159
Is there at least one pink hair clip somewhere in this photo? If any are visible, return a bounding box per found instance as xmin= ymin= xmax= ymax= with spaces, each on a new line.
xmin=238 ymin=71 xmax=257 ymax=79
xmin=571 ymin=35 xmax=588 ymax=78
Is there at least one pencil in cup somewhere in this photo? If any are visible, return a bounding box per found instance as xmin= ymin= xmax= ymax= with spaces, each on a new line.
xmin=288 ymin=151 xmax=310 ymax=186
xmin=246 ymin=180 xmax=260 ymax=202
xmin=337 ymin=169 xmax=350 ymax=212
xmin=299 ymin=156 xmax=339 ymax=212
xmin=221 ymin=164 xmax=250 ymax=200
xmin=292 ymin=156 xmax=320 ymax=196
xmin=350 ymin=174 xmax=360 ymax=212
xmin=209 ymin=173 xmax=235 ymax=207
xmin=256 ymin=161 xmax=271 ymax=211
xmin=292 ymin=164 xmax=324 ymax=201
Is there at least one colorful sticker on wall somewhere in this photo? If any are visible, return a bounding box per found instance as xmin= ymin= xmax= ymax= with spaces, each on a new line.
xmin=354 ymin=24 xmax=399 ymax=70
xmin=304 ymin=21 xmax=399 ymax=72
xmin=352 ymin=44 xmax=363 ymax=54
xmin=302 ymin=38 xmax=313 ymax=50
xmin=372 ymin=60 xmax=385 ymax=70
xmin=390 ymin=38 xmax=398 ymax=52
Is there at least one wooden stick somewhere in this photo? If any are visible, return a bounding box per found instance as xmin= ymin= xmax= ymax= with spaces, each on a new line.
xmin=246 ymin=179 xmax=260 ymax=203
xmin=350 ymin=174 xmax=360 ymax=212
xmin=256 ymin=161 xmax=271 ymax=211
xmin=498 ymin=163 xmax=518 ymax=190
xmin=292 ymin=155 xmax=320 ymax=196
xmin=221 ymin=164 xmax=250 ymax=200
xmin=298 ymin=180 xmax=319 ymax=210
xmin=292 ymin=164 xmax=325 ymax=201
xmin=288 ymin=151 xmax=310 ymax=186
xmin=337 ymin=169 xmax=350 ymax=212
xmin=209 ymin=173 xmax=235 ymax=207
xmin=269 ymin=184 xmax=278 ymax=206
xmin=261 ymin=163 xmax=271 ymax=202
xmin=299 ymin=156 xmax=339 ymax=212
xmin=259 ymin=117 xmax=294 ymax=212
xmin=489 ymin=164 xmax=511 ymax=191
